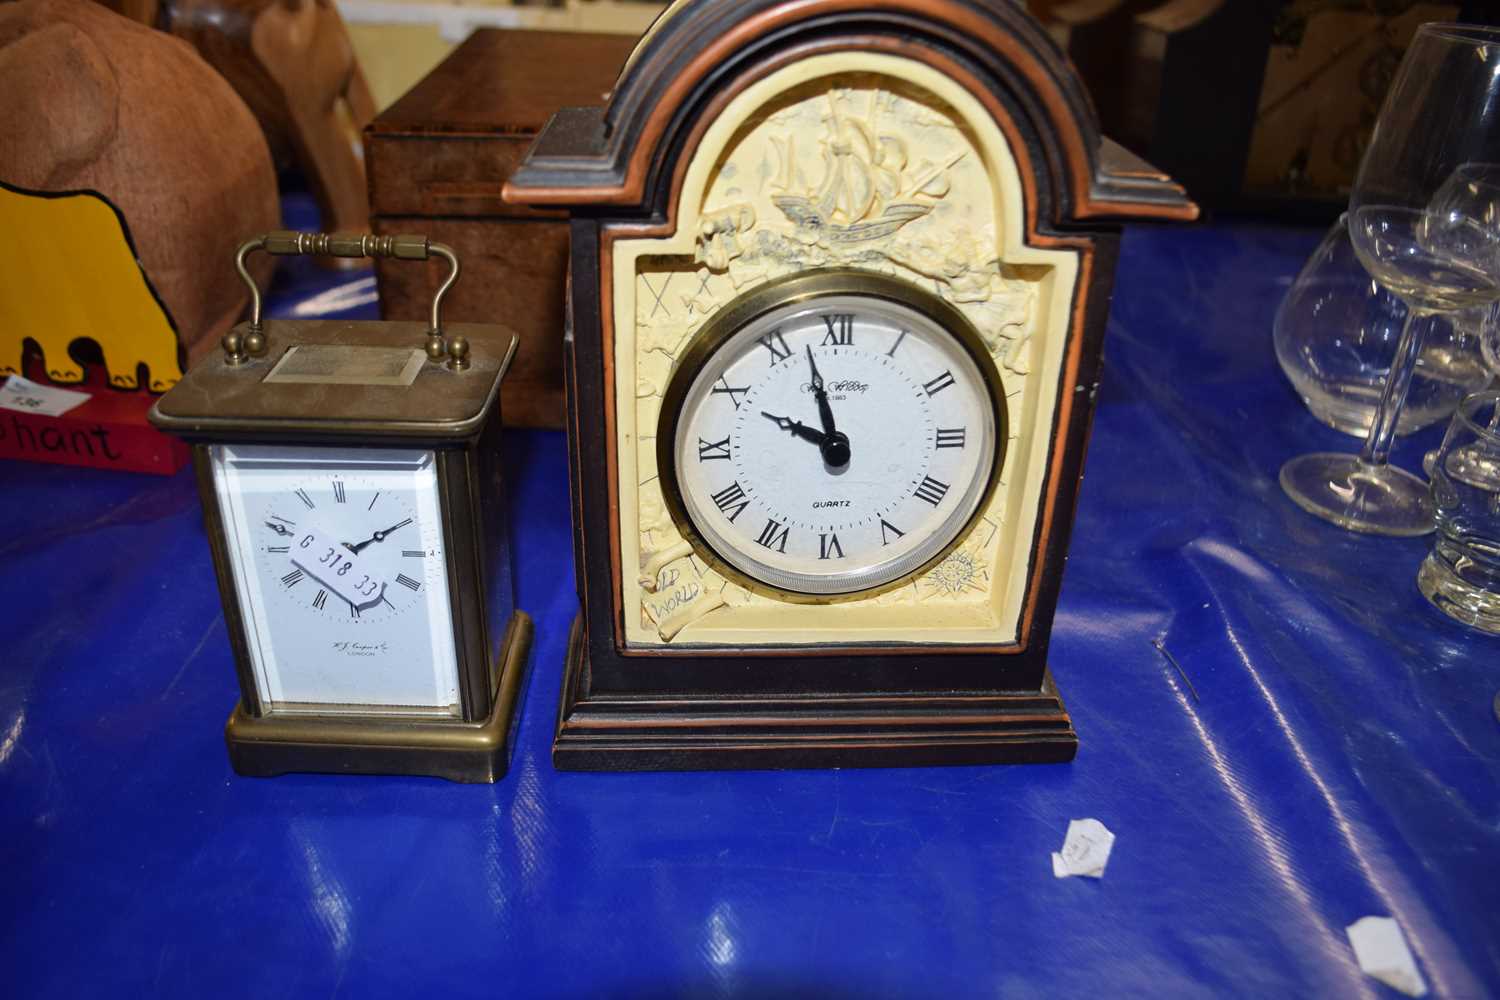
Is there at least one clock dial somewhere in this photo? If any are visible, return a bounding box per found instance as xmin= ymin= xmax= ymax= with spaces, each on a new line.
xmin=253 ymin=477 xmax=439 ymax=625
xmin=210 ymin=444 xmax=460 ymax=716
xmin=666 ymin=279 xmax=1000 ymax=595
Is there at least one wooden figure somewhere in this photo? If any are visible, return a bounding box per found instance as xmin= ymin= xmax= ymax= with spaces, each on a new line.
xmin=155 ymin=0 xmax=378 ymax=241
xmin=0 ymin=0 xmax=278 ymax=389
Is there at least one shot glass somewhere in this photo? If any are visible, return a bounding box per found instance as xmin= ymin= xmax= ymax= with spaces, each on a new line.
xmin=1419 ymin=389 xmax=1500 ymax=633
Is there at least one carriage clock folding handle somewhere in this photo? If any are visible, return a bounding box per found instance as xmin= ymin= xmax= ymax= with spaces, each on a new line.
xmin=226 ymin=231 xmax=469 ymax=370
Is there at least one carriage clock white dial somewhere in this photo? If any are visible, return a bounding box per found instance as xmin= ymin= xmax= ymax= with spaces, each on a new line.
xmin=664 ymin=273 xmax=1002 ymax=595
xmin=209 ymin=443 xmax=459 ymax=715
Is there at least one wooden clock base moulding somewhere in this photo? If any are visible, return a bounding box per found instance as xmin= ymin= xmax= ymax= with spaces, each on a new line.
xmin=553 ymin=617 xmax=1078 ymax=772
xmin=225 ymin=611 xmax=533 ymax=784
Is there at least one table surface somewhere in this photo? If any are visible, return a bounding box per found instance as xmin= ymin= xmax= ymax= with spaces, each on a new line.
xmin=3 ymin=219 xmax=1496 ymax=998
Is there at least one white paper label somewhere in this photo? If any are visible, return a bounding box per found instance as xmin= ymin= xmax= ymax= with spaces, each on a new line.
xmin=1347 ymin=916 xmax=1427 ymax=997
xmin=287 ymin=524 xmax=390 ymax=611
xmin=1051 ymin=818 xmax=1115 ymax=879
xmin=0 ymin=375 xmax=89 ymax=418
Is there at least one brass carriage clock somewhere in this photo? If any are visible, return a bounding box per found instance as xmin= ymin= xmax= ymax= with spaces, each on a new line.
xmin=151 ymin=232 xmax=531 ymax=782
xmin=506 ymin=0 xmax=1196 ymax=769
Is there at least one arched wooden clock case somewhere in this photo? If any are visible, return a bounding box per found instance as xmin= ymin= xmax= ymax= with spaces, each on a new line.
xmin=505 ymin=0 xmax=1195 ymax=770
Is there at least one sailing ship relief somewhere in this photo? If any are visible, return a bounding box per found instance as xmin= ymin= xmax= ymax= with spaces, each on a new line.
xmin=685 ymin=80 xmax=1034 ymax=365
xmin=771 ymin=90 xmax=965 ymax=245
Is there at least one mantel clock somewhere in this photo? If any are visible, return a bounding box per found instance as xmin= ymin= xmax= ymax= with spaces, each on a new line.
xmin=505 ymin=0 xmax=1196 ymax=770
xmin=151 ymin=232 xmax=531 ymax=782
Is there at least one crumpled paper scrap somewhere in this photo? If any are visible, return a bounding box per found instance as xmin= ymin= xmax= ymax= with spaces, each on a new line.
xmin=1051 ymin=818 xmax=1114 ymax=879
xmin=1346 ymin=916 xmax=1427 ymax=997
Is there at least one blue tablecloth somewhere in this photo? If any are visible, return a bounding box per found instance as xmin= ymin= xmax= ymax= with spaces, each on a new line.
xmin=3 ymin=221 xmax=1496 ymax=998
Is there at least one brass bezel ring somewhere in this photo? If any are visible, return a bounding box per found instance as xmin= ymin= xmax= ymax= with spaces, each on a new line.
xmin=654 ymin=268 xmax=1009 ymax=602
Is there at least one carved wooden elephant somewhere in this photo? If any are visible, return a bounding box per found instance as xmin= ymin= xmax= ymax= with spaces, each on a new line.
xmin=0 ymin=0 xmax=278 ymax=391
xmin=155 ymin=0 xmax=376 ymax=240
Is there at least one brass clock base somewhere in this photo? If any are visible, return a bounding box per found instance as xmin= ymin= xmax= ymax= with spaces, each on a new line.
xmin=225 ymin=611 xmax=533 ymax=783
xmin=553 ymin=617 xmax=1077 ymax=771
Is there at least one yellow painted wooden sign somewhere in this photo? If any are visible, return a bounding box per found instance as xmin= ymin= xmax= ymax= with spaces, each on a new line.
xmin=0 ymin=183 xmax=183 ymax=392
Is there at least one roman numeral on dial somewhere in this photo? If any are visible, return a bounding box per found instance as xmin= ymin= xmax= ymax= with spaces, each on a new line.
xmin=268 ymin=546 xmax=290 ymax=554
xmin=281 ymin=568 xmax=305 ymax=587
xmin=879 ymin=519 xmax=905 ymax=546
xmin=818 ymin=533 xmax=845 ymax=560
xmin=396 ymin=573 xmax=422 ymax=592
xmin=333 ymin=481 xmax=346 ymax=504
xmin=923 ymin=371 xmax=956 ymax=397
xmin=698 ymin=436 xmax=731 ymax=461
xmin=935 ymin=427 xmax=966 ymax=449
xmin=914 ymin=476 xmax=950 ymax=506
xmin=312 ymin=589 xmax=328 ymax=610
xmin=757 ymin=329 xmax=791 ymax=363
xmin=294 ymin=488 xmax=315 ymax=510
xmin=755 ymin=518 xmax=789 ymax=553
xmin=821 ymin=314 xmax=853 ymax=346
xmin=712 ymin=377 xmax=749 ymax=410
xmin=710 ymin=482 xmax=750 ymax=522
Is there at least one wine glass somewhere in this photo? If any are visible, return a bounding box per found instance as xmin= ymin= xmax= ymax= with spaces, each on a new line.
xmin=1280 ymin=24 xmax=1500 ymax=537
xmin=1274 ymin=212 xmax=1492 ymax=438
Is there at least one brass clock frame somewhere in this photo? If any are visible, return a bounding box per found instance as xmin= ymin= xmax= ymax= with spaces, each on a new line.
xmin=151 ymin=232 xmax=532 ymax=783
xmin=655 ymin=269 xmax=1008 ymax=603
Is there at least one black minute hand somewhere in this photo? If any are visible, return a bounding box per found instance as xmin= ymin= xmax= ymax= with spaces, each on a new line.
xmin=806 ymin=345 xmax=837 ymax=437
xmin=805 ymin=345 xmax=851 ymax=468
xmin=343 ymin=517 xmax=413 ymax=554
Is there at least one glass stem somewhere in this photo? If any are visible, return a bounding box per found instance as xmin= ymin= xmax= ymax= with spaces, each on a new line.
xmin=1359 ymin=307 xmax=1430 ymax=467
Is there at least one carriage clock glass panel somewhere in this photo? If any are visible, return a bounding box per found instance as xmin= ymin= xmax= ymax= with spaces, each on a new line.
xmin=668 ymin=288 xmax=997 ymax=595
xmin=210 ymin=443 xmax=458 ymax=715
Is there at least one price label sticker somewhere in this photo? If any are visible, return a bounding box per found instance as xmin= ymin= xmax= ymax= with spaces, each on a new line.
xmin=0 ymin=375 xmax=90 ymax=418
xmin=1051 ymin=818 xmax=1115 ymax=879
xmin=288 ymin=525 xmax=388 ymax=611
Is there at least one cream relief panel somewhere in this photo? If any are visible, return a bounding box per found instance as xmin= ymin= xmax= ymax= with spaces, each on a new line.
xmin=612 ymin=52 xmax=1080 ymax=647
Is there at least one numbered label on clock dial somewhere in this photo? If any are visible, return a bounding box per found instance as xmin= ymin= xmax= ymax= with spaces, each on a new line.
xmin=257 ymin=480 xmax=431 ymax=624
xmin=672 ymin=292 xmax=997 ymax=595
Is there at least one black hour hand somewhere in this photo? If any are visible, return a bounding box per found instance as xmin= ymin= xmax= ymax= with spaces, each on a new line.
xmin=760 ymin=411 xmax=827 ymax=446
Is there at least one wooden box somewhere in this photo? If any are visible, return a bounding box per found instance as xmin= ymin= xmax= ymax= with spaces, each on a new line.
xmin=364 ymin=29 xmax=639 ymax=427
